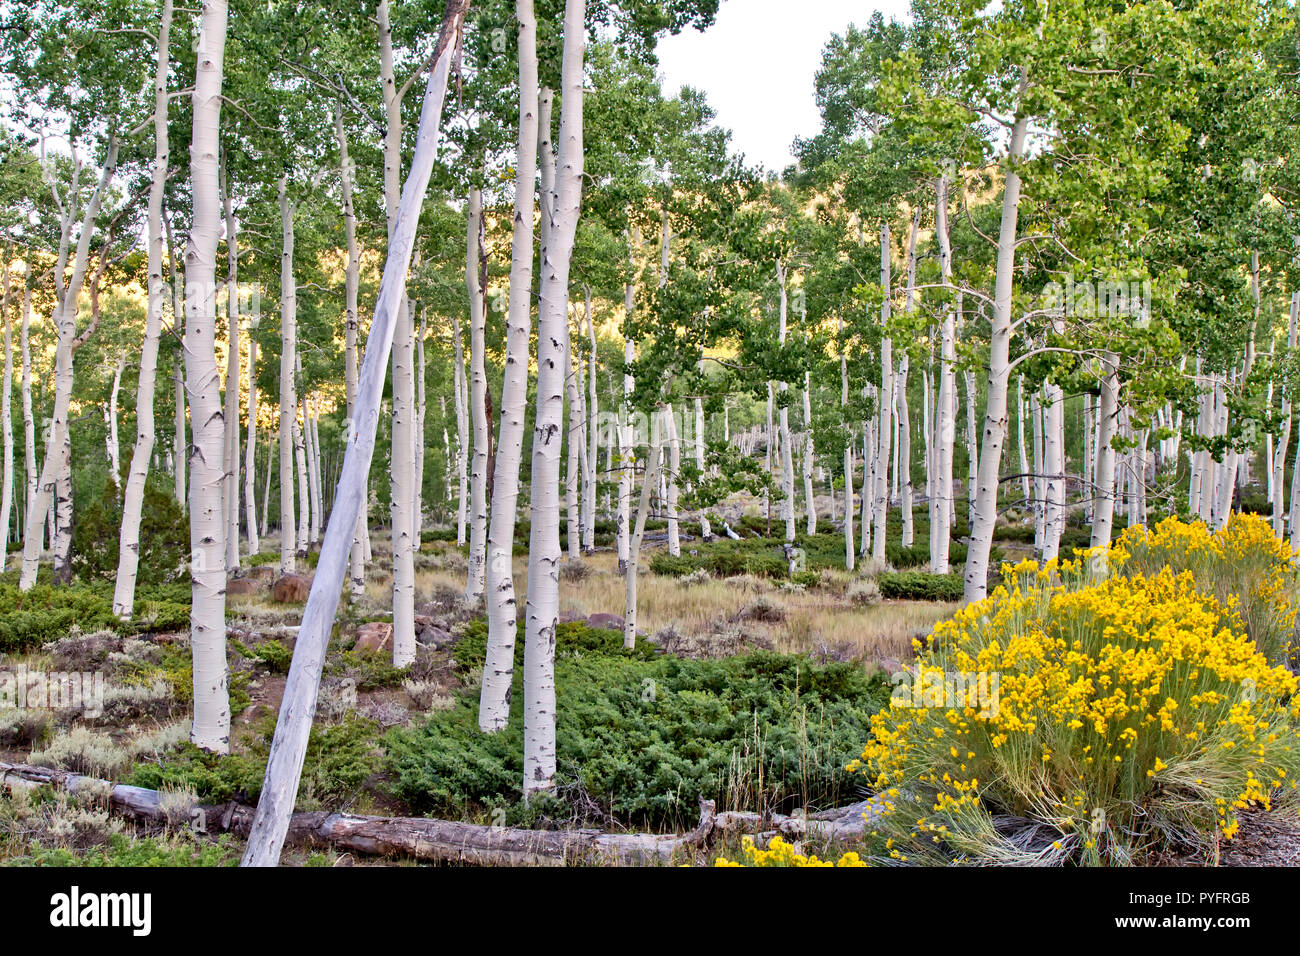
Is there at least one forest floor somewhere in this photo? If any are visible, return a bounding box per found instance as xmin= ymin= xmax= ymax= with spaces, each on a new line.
xmin=0 ymin=524 xmax=958 ymax=865
xmin=1 ymin=514 xmax=1291 ymax=867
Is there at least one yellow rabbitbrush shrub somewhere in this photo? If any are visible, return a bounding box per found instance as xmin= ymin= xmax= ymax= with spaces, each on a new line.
xmin=1112 ymin=513 xmax=1299 ymax=665
xmin=714 ymin=835 xmax=867 ymax=867
xmin=854 ymin=565 xmax=1300 ymax=865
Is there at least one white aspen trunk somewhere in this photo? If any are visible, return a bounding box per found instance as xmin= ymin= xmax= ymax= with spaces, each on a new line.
xmin=1030 ymin=388 xmax=1044 ymax=548
xmin=244 ymin=330 xmax=259 ymax=555
xmin=897 ymin=211 xmax=919 ymax=548
xmin=1274 ymin=293 xmax=1298 ymax=538
xmin=1018 ymin=378 xmax=1032 ymax=508
xmin=337 ymin=103 xmax=364 ymax=594
xmin=174 ymin=355 xmax=186 ymax=511
xmin=964 ymin=367 xmax=977 ymax=525
xmin=765 ymin=381 xmax=775 ymax=529
xmin=871 ymin=224 xmax=893 ymax=564
xmin=452 ymin=314 xmax=468 ymax=547
xmin=860 ymin=418 xmax=872 ymax=556
xmin=697 ymin=390 xmax=713 ymax=539
xmin=584 ymin=286 xmax=598 ymax=551
xmin=222 ymin=169 xmax=240 ymax=569
xmin=241 ymin=0 xmax=467 ymax=866
xmin=564 ymin=315 xmax=582 ymax=562
xmin=414 ymin=306 xmax=427 ymax=543
xmin=381 ymin=0 xmax=417 ymax=668
xmin=523 ymin=0 xmax=584 ymax=797
xmin=931 ymin=175 xmax=956 ymax=574
xmin=841 ymin=326 xmax=853 ymax=570
xmin=625 ymin=406 xmax=662 ymax=650
xmin=0 ymin=281 xmax=12 ymax=550
xmin=20 ymin=285 xmax=36 ymax=553
xmin=106 ymin=355 xmax=124 ymax=487
xmin=184 ymin=0 xmax=231 ymax=754
xmin=464 ymin=186 xmax=488 ymax=601
xmin=307 ymin=398 xmax=323 ymax=545
xmin=776 ymin=262 xmax=796 ymax=544
xmin=278 ymin=177 xmax=296 ymax=574
xmin=1082 ymin=393 xmax=1094 ymax=523
xmin=665 ymin=403 xmax=682 ymax=554
xmin=617 ymin=230 xmax=638 ymax=573
xmin=261 ymin=431 xmax=272 ymax=539
xmin=293 ymin=396 xmax=310 ymax=555
xmin=896 ymin=356 xmax=912 ymax=548
xmin=963 ymin=82 xmax=1028 ymax=603
xmin=477 ymin=4 xmax=540 ymax=732
xmin=802 ymin=372 xmax=815 ymax=535
xmin=20 ymin=140 xmax=118 ymax=590
xmin=1090 ymin=351 xmax=1121 ymax=551
xmin=1042 ymin=380 xmax=1066 ymax=561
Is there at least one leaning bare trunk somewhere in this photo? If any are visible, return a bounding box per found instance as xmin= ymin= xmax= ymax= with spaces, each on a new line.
xmin=241 ymin=0 xmax=468 ymax=866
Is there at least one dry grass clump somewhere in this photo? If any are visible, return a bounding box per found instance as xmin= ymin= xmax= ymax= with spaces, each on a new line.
xmin=847 ymin=577 xmax=882 ymax=607
xmin=29 ymin=720 xmax=190 ymax=778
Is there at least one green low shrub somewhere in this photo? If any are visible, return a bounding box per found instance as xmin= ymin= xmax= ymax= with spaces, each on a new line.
xmin=385 ymin=626 xmax=890 ymax=830
xmin=877 ymin=571 xmax=964 ymax=601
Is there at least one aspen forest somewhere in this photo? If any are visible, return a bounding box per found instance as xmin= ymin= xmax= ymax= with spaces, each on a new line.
xmin=3 ymin=0 xmax=1300 ymax=885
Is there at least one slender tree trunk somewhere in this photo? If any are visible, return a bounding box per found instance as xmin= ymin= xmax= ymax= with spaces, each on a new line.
xmin=1090 ymin=351 xmax=1121 ymax=552
xmin=278 ymin=177 xmax=296 ymax=574
xmin=871 ymin=224 xmax=893 ymax=564
xmin=20 ymin=285 xmax=36 ymax=553
xmin=241 ymin=0 xmax=468 ymax=865
xmin=184 ymin=0 xmax=231 ymax=754
xmin=174 ymin=354 xmax=186 ymax=511
xmin=477 ymin=2 xmax=540 ymax=732
xmin=452 ymin=314 xmax=468 ymax=548
xmin=584 ymin=287 xmax=598 ymax=551
xmin=20 ymin=140 xmax=118 ymax=590
xmin=0 ymin=281 xmax=12 ymax=551
xmin=963 ymin=77 xmax=1028 ymax=602
xmin=617 ymin=231 xmax=638 ymax=572
xmin=337 ymin=103 xmax=364 ymax=595
xmin=105 ymin=355 xmax=124 ymax=487
xmin=1274 ymin=293 xmax=1298 ymax=538
xmin=464 ymin=187 xmax=488 ymax=601
xmin=931 ymin=175 xmax=956 ymax=573
xmin=222 ymin=159 xmax=241 ymax=570
xmin=625 ymin=406 xmax=662 ymax=650
xmin=245 ymin=330 xmax=259 ymax=555
xmin=523 ymin=0 xmax=584 ymax=796
xmin=381 ymin=0 xmax=416 ymax=666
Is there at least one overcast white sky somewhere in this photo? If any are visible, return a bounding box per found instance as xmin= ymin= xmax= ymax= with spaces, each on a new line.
xmin=656 ymin=0 xmax=912 ymax=173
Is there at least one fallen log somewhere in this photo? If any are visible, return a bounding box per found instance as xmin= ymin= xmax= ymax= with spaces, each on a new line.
xmin=0 ymin=762 xmax=718 ymax=866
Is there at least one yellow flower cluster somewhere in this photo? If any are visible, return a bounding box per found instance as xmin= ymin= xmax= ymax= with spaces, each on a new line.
xmin=856 ymin=550 xmax=1300 ymax=865
xmin=1114 ymin=513 xmax=1299 ymax=664
xmin=714 ymin=835 xmax=867 ymax=867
